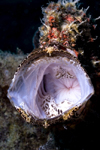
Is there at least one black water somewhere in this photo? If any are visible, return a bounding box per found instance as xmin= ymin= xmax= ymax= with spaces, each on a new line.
xmin=0 ymin=0 xmax=100 ymax=53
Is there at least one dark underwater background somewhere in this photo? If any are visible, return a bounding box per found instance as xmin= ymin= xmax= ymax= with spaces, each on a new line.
xmin=0 ymin=0 xmax=100 ymax=150
xmin=0 ymin=0 xmax=100 ymax=53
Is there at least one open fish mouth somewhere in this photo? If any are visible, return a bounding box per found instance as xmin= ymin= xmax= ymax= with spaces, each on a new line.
xmin=7 ymin=49 xmax=94 ymax=126
xmin=6 ymin=0 xmax=97 ymax=127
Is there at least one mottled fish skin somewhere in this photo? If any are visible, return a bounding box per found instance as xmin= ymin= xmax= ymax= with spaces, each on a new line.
xmin=7 ymin=0 xmax=95 ymax=128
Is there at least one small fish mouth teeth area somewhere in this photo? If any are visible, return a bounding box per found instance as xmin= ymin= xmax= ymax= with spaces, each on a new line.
xmin=36 ymin=62 xmax=81 ymax=119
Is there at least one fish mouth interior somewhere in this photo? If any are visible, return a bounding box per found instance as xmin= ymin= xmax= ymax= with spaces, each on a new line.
xmin=36 ymin=63 xmax=81 ymax=119
xmin=8 ymin=57 xmax=93 ymax=120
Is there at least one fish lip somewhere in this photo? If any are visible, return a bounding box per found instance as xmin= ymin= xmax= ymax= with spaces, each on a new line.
xmin=19 ymin=98 xmax=93 ymax=127
xmin=7 ymin=48 xmax=94 ymax=127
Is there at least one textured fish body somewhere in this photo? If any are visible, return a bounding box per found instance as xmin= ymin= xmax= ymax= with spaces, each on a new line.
xmin=7 ymin=0 xmax=95 ymax=127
